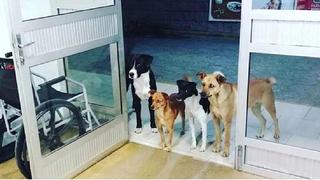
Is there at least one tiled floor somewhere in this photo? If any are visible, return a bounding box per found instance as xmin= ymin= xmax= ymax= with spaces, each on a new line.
xmin=76 ymin=143 xmax=261 ymax=179
xmin=0 ymin=158 xmax=24 ymax=179
xmin=0 ymin=143 xmax=261 ymax=179
xmin=128 ymin=82 xmax=320 ymax=167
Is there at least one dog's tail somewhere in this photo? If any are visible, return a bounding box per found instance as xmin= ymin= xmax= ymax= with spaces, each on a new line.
xmin=267 ymin=77 xmax=276 ymax=85
xmin=182 ymin=74 xmax=192 ymax=82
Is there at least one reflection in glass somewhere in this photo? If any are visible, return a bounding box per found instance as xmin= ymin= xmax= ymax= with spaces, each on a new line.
xmin=25 ymin=45 xmax=119 ymax=157
xmin=20 ymin=0 xmax=115 ymax=20
xmin=247 ymin=53 xmax=320 ymax=152
xmin=66 ymin=45 xmax=114 ymax=108
xmin=252 ymin=0 xmax=295 ymax=10
xmin=252 ymin=0 xmax=320 ymax=10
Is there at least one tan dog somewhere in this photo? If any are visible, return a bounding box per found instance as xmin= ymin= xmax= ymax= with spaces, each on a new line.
xmin=197 ymin=71 xmax=280 ymax=157
xmin=149 ymin=90 xmax=185 ymax=151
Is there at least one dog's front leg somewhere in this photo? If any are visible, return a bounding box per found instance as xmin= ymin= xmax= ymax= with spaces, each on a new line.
xmin=164 ymin=123 xmax=174 ymax=152
xmin=222 ymin=119 xmax=232 ymax=157
xmin=133 ymin=94 xmax=142 ymax=134
xmin=189 ymin=117 xmax=197 ymax=149
xmin=157 ymin=122 xmax=166 ymax=149
xmin=148 ymin=97 xmax=157 ymax=133
xmin=199 ymin=117 xmax=207 ymax=152
xmin=251 ymin=105 xmax=266 ymax=138
xmin=212 ymin=116 xmax=221 ymax=153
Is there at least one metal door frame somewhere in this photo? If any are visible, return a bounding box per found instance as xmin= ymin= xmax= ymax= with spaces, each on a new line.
xmin=236 ymin=2 xmax=320 ymax=178
xmin=5 ymin=0 xmax=128 ymax=178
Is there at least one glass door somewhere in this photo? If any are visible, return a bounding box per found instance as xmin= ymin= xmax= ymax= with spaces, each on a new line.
xmin=236 ymin=0 xmax=320 ymax=178
xmin=5 ymin=0 xmax=128 ymax=178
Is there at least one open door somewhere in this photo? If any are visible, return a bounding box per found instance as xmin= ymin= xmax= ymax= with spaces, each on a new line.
xmin=236 ymin=0 xmax=320 ymax=178
xmin=5 ymin=0 xmax=128 ymax=178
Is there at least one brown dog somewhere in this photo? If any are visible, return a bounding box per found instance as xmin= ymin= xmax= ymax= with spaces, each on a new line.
xmin=197 ymin=71 xmax=280 ymax=157
xmin=149 ymin=90 xmax=185 ymax=151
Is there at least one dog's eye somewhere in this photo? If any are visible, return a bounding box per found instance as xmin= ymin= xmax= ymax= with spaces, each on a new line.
xmin=209 ymin=84 xmax=215 ymax=88
xmin=202 ymin=83 xmax=205 ymax=87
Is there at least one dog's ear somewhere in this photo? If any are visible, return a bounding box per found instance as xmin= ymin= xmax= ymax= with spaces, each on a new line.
xmin=196 ymin=72 xmax=207 ymax=80
xmin=142 ymin=54 xmax=153 ymax=67
xmin=182 ymin=74 xmax=192 ymax=82
xmin=176 ymin=80 xmax=184 ymax=87
xmin=149 ymin=89 xmax=156 ymax=96
xmin=128 ymin=54 xmax=136 ymax=66
xmin=161 ymin=92 xmax=169 ymax=100
xmin=216 ymin=74 xmax=226 ymax=84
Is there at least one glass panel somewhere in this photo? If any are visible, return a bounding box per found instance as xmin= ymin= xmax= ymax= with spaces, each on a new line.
xmin=20 ymin=0 xmax=114 ymax=21
xmin=29 ymin=45 xmax=119 ymax=156
xmin=65 ymin=45 xmax=115 ymax=108
xmin=252 ymin=0 xmax=320 ymax=10
xmin=246 ymin=53 xmax=320 ymax=152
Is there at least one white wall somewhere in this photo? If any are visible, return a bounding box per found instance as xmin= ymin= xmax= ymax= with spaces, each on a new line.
xmin=20 ymin=0 xmax=52 ymax=20
xmin=51 ymin=0 xmax=114 ymax=12
xmin=0 ymin=0 xmax=63 ymax=87
xmin=0 ymin=1 xmax=12 ymax=57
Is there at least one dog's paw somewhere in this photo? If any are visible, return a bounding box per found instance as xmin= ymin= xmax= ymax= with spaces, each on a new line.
xmin=212 ymin=145 xmax=221 ymax=153
xmin=256 ymin=134 xmax=264 ymax=139
xmin=134 ymin=128 xmax=142 ymax=134
xmin=151 ymin=128 xmax=158 ymax=133
xmin=164 ymin=146 xmax=172 ymax=152
xmin=191 ymin=142 xmax=197 ymax=150
xmin=180 ymin=130 xmax=185 ymax=136
xmin=222 ymin=151 xmax=230 ymax=157
xmin=274 ymin=133 xmax=280 ymax=140
xmin=160 ymin=143 xmax=166 ymax=149
xmin=200 ymin=144 xmax=206 ymax=152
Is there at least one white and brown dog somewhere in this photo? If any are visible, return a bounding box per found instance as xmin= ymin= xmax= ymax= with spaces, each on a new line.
xmin=197 ymin=71 xmax=280 ymax=157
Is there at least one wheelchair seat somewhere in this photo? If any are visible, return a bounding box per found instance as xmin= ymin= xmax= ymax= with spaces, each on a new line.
xmin=37 ymin=76 xmax=81 ymax=103
xmin=0 ymin=62 xmax=80 ymax=109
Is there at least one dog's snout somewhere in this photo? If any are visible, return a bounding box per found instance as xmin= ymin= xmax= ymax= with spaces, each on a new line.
xmin=129 ymin=72 xmax=134 ymax=78
xmin=200 ymin=92 xmax=207 ymax=98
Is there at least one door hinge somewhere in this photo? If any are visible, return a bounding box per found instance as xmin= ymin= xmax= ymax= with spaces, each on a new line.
xmin=236 ymin=145 xmax=243 ymax=170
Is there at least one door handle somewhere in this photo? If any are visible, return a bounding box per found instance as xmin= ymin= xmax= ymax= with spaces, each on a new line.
xmin=17 ymin=41 xmax=35 ymax=49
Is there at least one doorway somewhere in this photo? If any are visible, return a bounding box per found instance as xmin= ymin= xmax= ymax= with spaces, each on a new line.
xmin=122 ymin=0 xmax=241 ymax=167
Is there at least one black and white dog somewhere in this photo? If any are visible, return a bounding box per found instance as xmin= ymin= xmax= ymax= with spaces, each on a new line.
xmin=127 ymin=54 xmax=157 ymax=134
xmin=176 ymin=78 xmax=211 ymax=151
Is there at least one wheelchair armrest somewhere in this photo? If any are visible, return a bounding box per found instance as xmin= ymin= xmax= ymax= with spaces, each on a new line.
xmin=5 ymin=52 xmax=13 ymax=58
xmin=39 ymin=76 xmax=66 ymax=87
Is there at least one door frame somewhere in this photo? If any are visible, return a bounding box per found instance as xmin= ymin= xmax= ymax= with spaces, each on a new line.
xmin=5 ymin=0 xmax=128 ymax=178
xmin=236 ymin=1 xmax=320 ymax=178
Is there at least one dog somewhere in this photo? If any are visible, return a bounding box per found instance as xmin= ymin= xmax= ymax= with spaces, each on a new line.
xmin=127 ymin=54 xmax=157 ymax=134
xmin=149 ymin=90 xmax=185 ymax=151
xmin=197 ymin=71 xmax=280 ymax=157
xmin=175 ymin=77 xmax=211 ymax=152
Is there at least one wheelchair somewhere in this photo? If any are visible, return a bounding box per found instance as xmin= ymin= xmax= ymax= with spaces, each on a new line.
xmin=0 ymin=52 xmax=100 ymax=178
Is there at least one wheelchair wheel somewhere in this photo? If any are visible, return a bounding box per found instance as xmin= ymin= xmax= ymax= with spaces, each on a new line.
xmin=15 ymin=99 xmax=86 ymax=179
xmin=0 ymin=116 xmax=19 ymax=163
